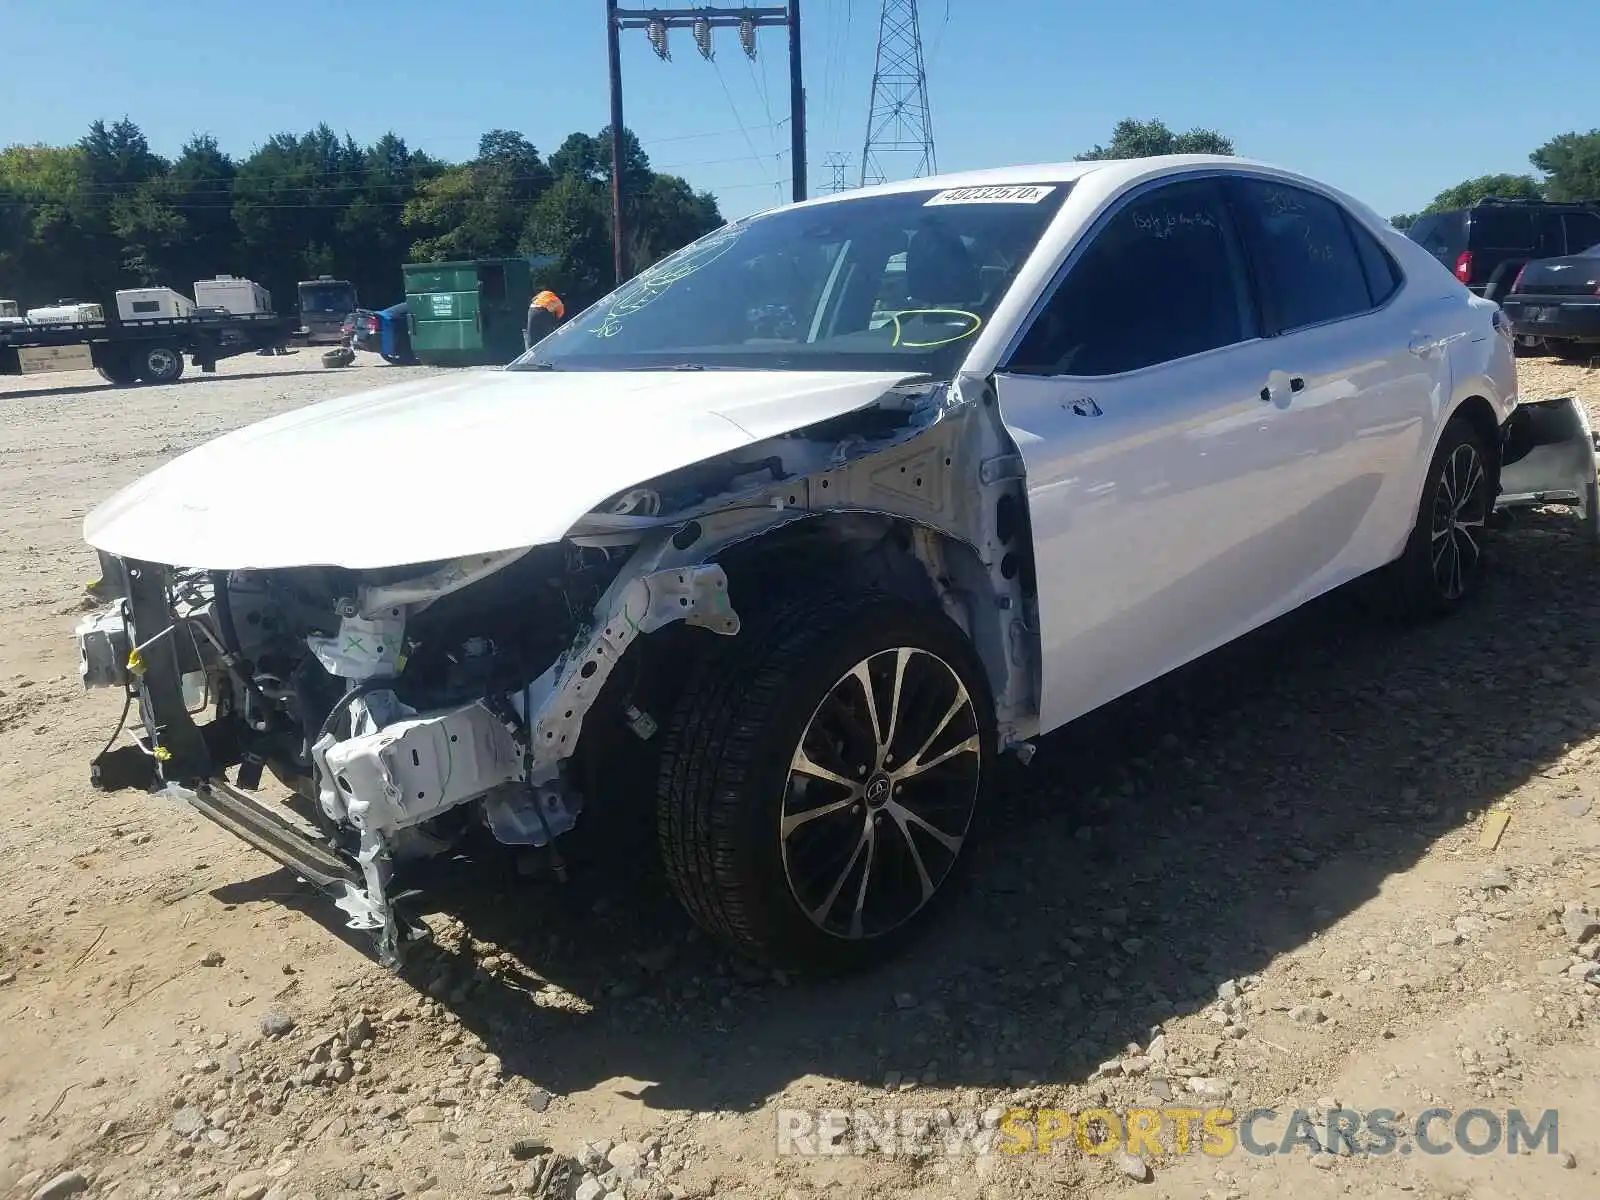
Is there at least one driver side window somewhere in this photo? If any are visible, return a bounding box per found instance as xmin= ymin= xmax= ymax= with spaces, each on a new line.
xmin=1007 ymin=178 xmax=1253 ymax=377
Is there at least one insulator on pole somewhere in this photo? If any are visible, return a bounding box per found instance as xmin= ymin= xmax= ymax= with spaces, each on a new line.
xmin=647 ymin=18 xmax=671 ymax=59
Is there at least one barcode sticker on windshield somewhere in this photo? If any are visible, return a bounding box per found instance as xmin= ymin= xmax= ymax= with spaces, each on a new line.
xmin=924 ymin=184 xmax=1055 ymax=206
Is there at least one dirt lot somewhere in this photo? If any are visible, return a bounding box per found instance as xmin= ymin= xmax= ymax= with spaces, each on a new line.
xmin=4 ymin=350 xmax=1600 ymax=1200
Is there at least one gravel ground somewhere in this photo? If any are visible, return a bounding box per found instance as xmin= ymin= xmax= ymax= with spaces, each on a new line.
xmin=3 ymin=350 xmax=1600 ymax=1200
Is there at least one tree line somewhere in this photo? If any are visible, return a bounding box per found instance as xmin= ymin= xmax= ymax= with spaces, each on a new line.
xmin=0 ymin=118 xmax=724 ymax=315
xmin=12 ymin=113 xmax=1587 ymax=322
xmin=1380 ymin=131 xmax=1600 ymax=229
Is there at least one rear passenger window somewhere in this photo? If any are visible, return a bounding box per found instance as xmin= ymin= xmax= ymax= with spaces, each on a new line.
xmin=1469 ymin=208 xmax=1533 ymax=248
xmin=1230 ymin=178 xmax=1373 ymax=332
xmin=1348 ymin=218 xmax=1402 ymax=306
xmin=1006 ymin=178 xmax=1251 ymax=377
xmin=1565 ymin=211 xmax=1600 ymax=254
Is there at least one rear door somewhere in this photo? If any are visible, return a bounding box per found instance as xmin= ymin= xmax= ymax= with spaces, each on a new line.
xmin=1224 ymin=175 xmax=1454 ymax=588
xmin=1466 ymin=206 xmax=1534 ymax=291
xmin=992 ymin=175 xmax=1320 ymax=731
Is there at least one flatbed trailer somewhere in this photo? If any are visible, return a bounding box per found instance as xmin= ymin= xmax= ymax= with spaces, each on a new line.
xmin=0 ymin=310 xmax=294 ymax=386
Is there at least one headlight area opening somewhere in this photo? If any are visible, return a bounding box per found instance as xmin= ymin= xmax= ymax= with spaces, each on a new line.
xmin=83 ymin=542 xmax=742 ymax=966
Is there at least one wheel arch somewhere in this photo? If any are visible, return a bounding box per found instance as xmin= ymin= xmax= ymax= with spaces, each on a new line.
xmin=1393 ymin=393 xmax=1501 ymax=560
xmin=709 ymin=510 xmax=1024 ymax=739
xmin=1459 ymin=396 xmax=1504 ymax=505
xmin=568 ymin=506 xmax=1034 ymax=794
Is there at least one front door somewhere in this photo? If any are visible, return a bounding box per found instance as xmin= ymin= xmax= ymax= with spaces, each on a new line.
xmin=993 ymin=175 xmax=1320 ymax=732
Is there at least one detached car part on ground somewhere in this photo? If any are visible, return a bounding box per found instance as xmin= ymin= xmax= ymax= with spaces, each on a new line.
xmin=74 ymin=156 xmax=1600 ymax=976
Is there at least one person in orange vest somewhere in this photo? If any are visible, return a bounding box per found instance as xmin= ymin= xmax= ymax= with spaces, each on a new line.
xmin=524 ymin=289 xmax=566 ymax=351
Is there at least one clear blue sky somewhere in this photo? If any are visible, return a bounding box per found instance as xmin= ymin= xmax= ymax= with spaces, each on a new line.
xmin=0 ymin=0 xmax=1592 ymax=222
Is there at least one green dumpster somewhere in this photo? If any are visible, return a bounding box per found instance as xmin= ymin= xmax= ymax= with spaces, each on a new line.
xmin=402 ymin=258 xmax=535 ymax=366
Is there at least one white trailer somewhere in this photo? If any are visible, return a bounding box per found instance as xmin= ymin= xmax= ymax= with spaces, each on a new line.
xmin=116 ymin=287 xmax=196 ymax=322
xmin=27 ymin=302 xmax=105 ymax=324
xmin=193 ymin=276 xmax=271 ymax=316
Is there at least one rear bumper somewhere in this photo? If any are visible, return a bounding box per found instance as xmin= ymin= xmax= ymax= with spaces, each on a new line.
xmin=1497 ymin=396 xmax=1600 ymax=518
xmin=1500 ymin=296 xmax=1600 ymax=342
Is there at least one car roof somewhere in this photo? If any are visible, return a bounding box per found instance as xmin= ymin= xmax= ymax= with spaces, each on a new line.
xmin=746 ymin=154 xmax=1348 ymax=219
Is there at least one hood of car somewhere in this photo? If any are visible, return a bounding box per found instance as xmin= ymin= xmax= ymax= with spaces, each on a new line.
xmin=83 ymin=367 xmax=923 ymax=571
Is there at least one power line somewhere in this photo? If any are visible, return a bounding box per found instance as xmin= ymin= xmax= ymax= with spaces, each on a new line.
xmin=713 ymin=55 xmax=777 ymax=187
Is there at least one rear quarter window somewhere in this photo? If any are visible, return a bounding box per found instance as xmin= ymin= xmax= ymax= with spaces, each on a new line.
xmin=1348 ymin=219 xmax=1403 ymax=306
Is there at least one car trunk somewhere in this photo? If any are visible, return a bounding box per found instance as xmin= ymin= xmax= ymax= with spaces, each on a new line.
xmin=1512 ymin=255 xmax=1600 ymax=297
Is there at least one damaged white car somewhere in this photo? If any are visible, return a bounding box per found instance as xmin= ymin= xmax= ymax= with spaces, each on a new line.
xmin=75 ymin=155 xmax=1600 ymax=975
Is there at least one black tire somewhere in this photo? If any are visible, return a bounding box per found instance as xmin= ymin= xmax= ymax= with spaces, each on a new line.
xmin=96 ymin=353 xmax=138 ymax=386
xmin=1378 ymin=415 xmax=1493 ymax=620
xmin=656 ymin=588 xmax=994 ymax=975
xmin=136 ymin=344 xmax=185 ymax=384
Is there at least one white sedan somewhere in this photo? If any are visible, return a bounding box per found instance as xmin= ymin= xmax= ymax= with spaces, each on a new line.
xmin=75 ymin=154 xmax=1598 ymax=975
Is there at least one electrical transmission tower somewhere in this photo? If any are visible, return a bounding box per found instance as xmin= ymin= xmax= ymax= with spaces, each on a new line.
xmin=820 ymin=151 xmax=853 ymax=193
xmin=858 ymin=0 xmax=936 ymax=187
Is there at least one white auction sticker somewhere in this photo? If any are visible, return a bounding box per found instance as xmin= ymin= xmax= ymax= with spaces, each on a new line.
xmin=924 ymin=184 xmax=1055 ymax=206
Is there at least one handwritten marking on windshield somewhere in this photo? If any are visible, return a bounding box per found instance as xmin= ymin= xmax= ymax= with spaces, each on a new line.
xmin=889 ymin=309 xmax=983 ymax=348
xmin=592 ymin=225 xmax=745 ymax=338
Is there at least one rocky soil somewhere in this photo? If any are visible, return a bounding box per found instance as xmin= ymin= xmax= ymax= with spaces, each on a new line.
xmin=3 ymin=350 xmax=1600 ymax=1200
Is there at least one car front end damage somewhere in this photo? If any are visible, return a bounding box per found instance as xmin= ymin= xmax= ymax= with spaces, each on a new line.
xmin=73 ymin=372 xmax=1037 ymax=968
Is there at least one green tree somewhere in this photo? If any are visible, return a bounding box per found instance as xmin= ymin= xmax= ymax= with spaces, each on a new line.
xmin=521 ymin=173 xmax=613 ymax=310
xmin=74 ymin=118 xmax=168 ymax=296
xmin=0 ymin=117 xmax=731 ymax=318
xmin=405 ymin=131 xmax=551 ymax=264
xmin=1530 ymin=130 xmax=1600 ymax=202
xmin=1075 ymin=118 xmax=1235 ymax=161
xmin=1424 ymin=173 xmax=1543 ymax=212
xmin=1389 ymin=213 xmax=1419 ymax=231
xmin=0 ymin=144 xmax=87 ymax=304
xmin=232 ymin=126 xmax=370 ymax=303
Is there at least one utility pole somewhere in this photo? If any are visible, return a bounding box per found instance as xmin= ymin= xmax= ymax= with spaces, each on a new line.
xmin=787 ymin=1 xmax=806 ymax=204
xmin=610 ymin=3 xmax=806 ymax=279
xmin=605 ymin=0 xmax=628 ymax=287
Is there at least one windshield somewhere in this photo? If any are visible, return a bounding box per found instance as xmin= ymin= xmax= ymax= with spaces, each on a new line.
xmin=511 ymin=183 xmax=1071 ymax=375
xmin=300 ymin=283 xmax=355 ymax=314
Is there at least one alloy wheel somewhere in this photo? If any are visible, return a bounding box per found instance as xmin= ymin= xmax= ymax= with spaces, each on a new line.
xmin=1431 ymin=441 xmax=1488 ymax=600
xmin=780 ymin=646 xmax=982 ymax=941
